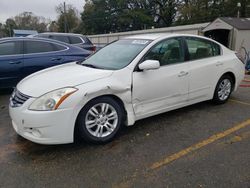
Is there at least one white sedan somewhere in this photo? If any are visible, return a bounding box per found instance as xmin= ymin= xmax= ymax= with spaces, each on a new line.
xmin=9 ymin=34 xmax=245 ymax=144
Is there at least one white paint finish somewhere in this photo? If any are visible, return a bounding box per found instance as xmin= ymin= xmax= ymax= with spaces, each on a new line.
xmin=9 ymin=98 xmax=78 ymax=144
xmin=133 ymin=63 xmax=189 ymax=119
xmin=138 ymin=60 xmax=160 ymax=70
xmin=9 ymin=34 xmax=245 ymax=144
xmin=187 ymin=56 xmax=224 ymax=100
xmin=17 ymin=62 xmax=113 ymax=97
xmin=125 ymin=33 xmax=173 ymax=40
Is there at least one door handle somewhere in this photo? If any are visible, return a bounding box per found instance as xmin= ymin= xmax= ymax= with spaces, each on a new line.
xmin=178 ymin=71 xmax=189 ymax=77
xmin=9 ymin=61 xmax=22 ymax=65
xmin=51 ymin=57 xmax=62 ymax=61
xmin=216 ymin=62 xmax=223 ymax=66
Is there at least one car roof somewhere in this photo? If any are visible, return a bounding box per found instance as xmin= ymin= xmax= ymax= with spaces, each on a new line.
xmin=124 ymin=33 xmax=176 ymax=40
xmin=0 ymin=36 xmax=91 ymax=53
xmin=0 ymin=37 xmax=72 ymax=46
xmin=38 ymin=32 xmax=85 ymax=37
xmin=124 ymin=33 xmax=211 ymax=41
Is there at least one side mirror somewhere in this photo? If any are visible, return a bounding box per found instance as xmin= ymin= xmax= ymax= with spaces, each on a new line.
xmin=139 ymin=60 xmax=160 ymax=71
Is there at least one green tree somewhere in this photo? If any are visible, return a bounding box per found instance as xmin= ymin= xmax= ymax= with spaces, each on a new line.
xmin=177 ymin=0 xmax=250 ymax=25
xmin=80 ymin=0 xmax=153 ymax=34
xmin=56 ymin=3 xmax=80 ymax=33
xmin=14 ymin=12 xmax=48 ymax=32
xmin=0 ymin=23 xmax=6 ymax=38
xmin=152 ymin=0 xmax=180 ymax=27
xmin=79 ymin=0 xmax=250 ymax=35
xmin=4 ymin=18 xmax=17 ymax=36
xmin=48 ymin=21 xmax=59 ymax=32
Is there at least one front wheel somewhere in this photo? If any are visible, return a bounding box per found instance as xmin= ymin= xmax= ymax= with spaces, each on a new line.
xmin=213 ymin=75 xmax=233 ymax=104
xmin=75 ymin=97 xmax=124 ymax=143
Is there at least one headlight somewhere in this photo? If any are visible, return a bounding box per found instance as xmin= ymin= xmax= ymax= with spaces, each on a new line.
xmin=29 ymin=87 xmax=78 ymax=111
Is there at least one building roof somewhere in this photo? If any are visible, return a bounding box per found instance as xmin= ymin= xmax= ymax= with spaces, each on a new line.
xmin=219 ymin=17 xmax=250 ymax=30
xmin=88 ymin=23 xmax=209 ymax=38
xmin=13 ymin=29 xmax=38 ymax=35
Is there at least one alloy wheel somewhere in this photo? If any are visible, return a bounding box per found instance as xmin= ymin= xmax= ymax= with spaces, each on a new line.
xmin=218 ymin=78 xmax=232 ymax=101
xmin=85 ymin=103 xmax=118 ymax=138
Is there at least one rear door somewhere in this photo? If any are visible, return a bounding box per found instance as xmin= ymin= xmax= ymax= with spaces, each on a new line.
xmin=0 ymin=40 xmax=23 ymax=88
xmin=184 ymin=37 xmax=223 ymax=101
xmin=22 ymin=40 xmax=67 ymax=78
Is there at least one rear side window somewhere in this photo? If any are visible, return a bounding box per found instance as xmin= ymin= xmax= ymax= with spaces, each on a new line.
xmin=185 ymin=37 xmax=221 ymax=61
xmin=36 ymin=34 xmax=49 ymax=39
xmin=0 ymin=41 xmax=22 ymax=55
xmin=51 ymin=35 xmax=70 ymax=43
xmin=69 ymin=36 xmax=83 ymax=44
xmin=24 ymin=41 xmax=66 ymax=54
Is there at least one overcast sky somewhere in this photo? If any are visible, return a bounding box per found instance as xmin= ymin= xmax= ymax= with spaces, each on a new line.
xmin=0 ymin=0 xmax=85 ymax=23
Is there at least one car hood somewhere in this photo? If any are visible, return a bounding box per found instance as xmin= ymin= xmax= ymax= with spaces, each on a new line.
xmin=17 ymin=62 xmax=113 ymax=97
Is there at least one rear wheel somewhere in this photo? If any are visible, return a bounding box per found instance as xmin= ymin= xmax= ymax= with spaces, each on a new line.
xmin=213 ymin=75 xmax=233 ymax=104
xmin=75 ymin=97 xmax=124 ymax=143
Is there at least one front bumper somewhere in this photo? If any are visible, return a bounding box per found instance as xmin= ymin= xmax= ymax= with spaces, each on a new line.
xmin=9 ymin=98 xmax=77 ymax=145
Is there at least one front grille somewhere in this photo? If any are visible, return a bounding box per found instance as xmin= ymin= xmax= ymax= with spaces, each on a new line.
xmin=10 ymin=89 xmax=30 ymax=107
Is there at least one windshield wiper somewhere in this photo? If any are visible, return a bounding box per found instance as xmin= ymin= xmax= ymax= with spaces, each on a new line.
xmin=80 ymin=63 xmax=103 ymax=69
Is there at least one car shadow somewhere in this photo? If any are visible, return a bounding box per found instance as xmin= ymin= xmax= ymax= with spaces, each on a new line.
xmin=0 ymin=100 xmax=223 ymax=165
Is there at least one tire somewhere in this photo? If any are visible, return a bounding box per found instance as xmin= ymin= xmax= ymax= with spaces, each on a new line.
xmin=75 ymin=97 xmax=124 ymax=144
xmin=213 ymin=75 xmax=233 ymax=104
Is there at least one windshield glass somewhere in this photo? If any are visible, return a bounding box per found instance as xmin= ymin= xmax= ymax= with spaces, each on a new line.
xmin=82 ymin=39 xmax=151 ymax=70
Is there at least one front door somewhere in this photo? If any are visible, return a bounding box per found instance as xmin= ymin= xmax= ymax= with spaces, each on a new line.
xmin=132 ymin=37 xmax=189 ymax=119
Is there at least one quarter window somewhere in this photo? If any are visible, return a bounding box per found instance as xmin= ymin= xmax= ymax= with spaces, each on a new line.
xmin=185 ymin=37 xmax=221 ymax=60
xmin=143 ymin=38 xmax=184 ymax=66
xmin=69 ymin=36 xmax=83 ymax=44
xmin=0 ymin=41 xmax=22 ymax=55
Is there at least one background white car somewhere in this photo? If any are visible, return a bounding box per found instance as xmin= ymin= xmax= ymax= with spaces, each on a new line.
xmin=9 ymin=33 xmax=245 ymax=144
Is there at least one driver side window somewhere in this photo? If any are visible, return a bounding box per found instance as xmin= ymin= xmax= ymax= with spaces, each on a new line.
xmin=143 ymin=38 xmax=184 ymax=66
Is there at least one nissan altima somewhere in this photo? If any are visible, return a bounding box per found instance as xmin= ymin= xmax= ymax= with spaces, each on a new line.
xmin=9 ymin=34 xmax=245 ymax=144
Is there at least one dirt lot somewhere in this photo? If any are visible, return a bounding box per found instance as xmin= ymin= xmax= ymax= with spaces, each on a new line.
xmin=0 ymin=77 xmax=250 ymax=188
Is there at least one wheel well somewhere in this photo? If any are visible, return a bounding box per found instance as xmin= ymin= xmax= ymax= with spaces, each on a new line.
xmin=74 ymin=94 xmax=128 ymax=142
xmin=222 ymin=72 xmax=236 ymax=88
xmin=79 ymin=94 xmax=127 ymax=121
xmin=97 ymin=94 xmax=127 ymax=117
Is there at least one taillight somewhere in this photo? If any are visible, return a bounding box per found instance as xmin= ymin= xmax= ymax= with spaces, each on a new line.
xmin=91 ymin=46 xmax=96 ymax=52
xmin=235 ymin=52 xmax=245 ymax=64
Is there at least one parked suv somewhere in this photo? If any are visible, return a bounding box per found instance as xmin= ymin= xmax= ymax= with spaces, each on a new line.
xmin=33 ymin=32 xmax=96 ymax=52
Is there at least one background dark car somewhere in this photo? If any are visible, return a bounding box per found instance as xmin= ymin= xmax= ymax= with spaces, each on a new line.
xmin=0 ymin=37 xmax=91 ymax=89
xmin=33 ymin=32 xmax=96 ymax=53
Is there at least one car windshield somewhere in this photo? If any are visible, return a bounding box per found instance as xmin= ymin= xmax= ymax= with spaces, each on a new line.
xmin=81 ymin=39 xmax=151 ymax=70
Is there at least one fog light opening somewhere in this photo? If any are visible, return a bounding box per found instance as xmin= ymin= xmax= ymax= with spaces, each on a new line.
xmin=24 ymin=127 xmax=42 ymax=138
